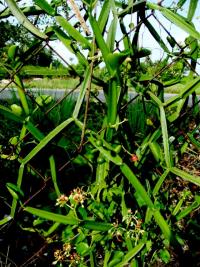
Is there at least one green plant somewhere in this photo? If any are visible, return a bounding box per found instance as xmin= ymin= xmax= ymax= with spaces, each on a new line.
xmin=0 ymin=0 xmax=200 ymax=266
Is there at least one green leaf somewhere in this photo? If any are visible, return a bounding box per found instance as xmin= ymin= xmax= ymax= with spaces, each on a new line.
xmin=25 ymin=208 xmax=112 ymax=231
xmin=34 ymin=0 xmax=56 ymax=16
xmin=147 ymin=91 xmax=171 ymax=168
xmin=115 ymin=243 xmax=145 ymax=267
xmin=76 ymin=242 xmax=90 ymax=256
xmin=22 ymin=118 xmax=74 ymax=165
xmin=53 ymin=27 xmax=74 ymax=53
xmin=160 ymin=106 xmax=172 ymax=168
xmin=119 ymin=18 xmax=132 ymax=51
xmin=10 ymin=104 xmax=22 ymax=116
xmin=176 ymin=196 xmax=200 ymax=220
xmin=82 ymin=0 xmax=97 ymax=8
xmin=73 ymin=66 xmax=91 ymax=118
xmin=0 ymin=5 xmax=43 ymax=19
xmin=118 ymin=0 xmax=146 ymax=18
xmin=148 ymin=90 xmax=163 ymax=106
xmin=106 ymin=0 xmax=118 ymax=52
xmin=164 ymin=76 xmax=200 ymax=107
xmin=6 ymin=182 xmax=24 ymax=198
xmin=89 ymin=14 xmax=111 ymax=72
xmin=166 ymin=99 xmax=186 ymax=122
xmin=81 ymin=220 xmax=112 ymax=231
xmin=0 ymin=104 xmax=23 ymax=123
xmin=195 ymin=195 xmax=200 ymax=204
xmin=185 ymin=36 xmax=199 ymax=62
xmin=56 ymin=16 xmax=91 ymax=50
xmin=106 ymin=50 xmax=130 ymax=72
xmin=177 ymin=0 xmax=187 ymax=8
xmin=106 ymin=17 xmax=117 ymax=52
xmin=8 ymin=45 xmax=18 ymax=60
xmin=167 ymin=36 xmax=176 ymax=48
xmin=97 ymin=0 xmax=110 ymax=33
xmin=143 ymin=19 xmax=169 ymax=53
xmin=5 ymin=0 xmax=47 ymax=39
xmin=172 ymin=191 xmax=190 ymax=216
xmin=187 ymin=0 xmax=198 ymax=22
xmin=7 ymin=187 xmax=19 ymax=200
xmin=120 ymin=163 xmax=154 ymax=208
xmin=25 ymin=121 xmax=45 ymax=141
xmin=108 ymin=251 xmax=124 ymax=267
xmin=24 ymin=207 xmax=79 ymax=225
xmin=134 ymin=191 xmax=146 ymax=207
xmin=73 ymin=155 xmax=88 ymax=166
xmin=78 ymin=206 xmax=88 ymax=220
xmin=0 ymin=216 xmax=13 ymax=226
xmin=149 ymin=141 xmax=163 ymax=162
xmin=147 ymin=2 xmax=200 ymax=40
xmin=49 ymin=155 xmax=61 ymax=196
xmin=159 ymin=249 xmax=170 ymax=264
xmin=153 ymin=169 xmax=169 ymax=196
xmin=53 ymin=27 xmax=88 ymax=67
xmin=43 ymin=222 xmax=60 ymax=237
xmin=89 ymin=135 xmax=122 ymax=165
xmin=121 ymin=164 xmax=172 ymax=241
xmin=121 ymin=192 xmax=128 ymax=219
xmin=171 ymin=167 xmax=200 ymax=187
xmin=35 ymin=95 xmax=52 ymax=106
xmin=153 ymin=210 xmax=172 ymax=241
xmin=136 ymin=48 xmax=151 ymax=58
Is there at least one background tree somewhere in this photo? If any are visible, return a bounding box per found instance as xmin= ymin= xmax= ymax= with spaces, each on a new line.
xmin=0 ymin=20 xmax=54 ymax=67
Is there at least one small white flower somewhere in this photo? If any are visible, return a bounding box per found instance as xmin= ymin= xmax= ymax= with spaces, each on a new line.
xmin=56 ymin=194 xmax=69 ymax=207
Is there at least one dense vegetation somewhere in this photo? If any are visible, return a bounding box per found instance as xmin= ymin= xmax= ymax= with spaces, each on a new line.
xmin=0 ymin=0 xmax=200 ymax=266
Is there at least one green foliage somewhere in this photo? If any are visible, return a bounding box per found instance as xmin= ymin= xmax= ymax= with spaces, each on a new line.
xmin=0 ymin=21 xmax=29 ymax=49
xmin=0 ymin=0 xmax=200 ymax=266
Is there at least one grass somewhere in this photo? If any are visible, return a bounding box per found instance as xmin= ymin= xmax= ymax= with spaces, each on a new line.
xmin=1 ymin=77 xmax=200 ymax=95
xmin=0 ymin=65 xmax=69 ymax=78
xmin=0 ymin=77 xmax=102 ymax=91
xmin=165 ymin=83 xmax=200 ymax=94
xmin=0 ymin=77 xmax=80 ymax=90
xmin=24 ymin=77 xmax=80 ymax=89
xmin=21 ymin=66 xmax=69 ymax=77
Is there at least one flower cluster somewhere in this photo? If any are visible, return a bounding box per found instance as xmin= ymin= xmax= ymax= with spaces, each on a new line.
xmin=123 ymin=210 xmax=143 ymax=231
xmin=55 ymin=194 xmax=69 ymax=207
xmin=55 ymin=188 xmax=87 ymax=208
xmin=53 ymin=243 xmax=81 ymax=266
xmin=69 ymin=187 xmax=87 ymax=207
xmin=53 ymin=249 xmax=66 ymax=265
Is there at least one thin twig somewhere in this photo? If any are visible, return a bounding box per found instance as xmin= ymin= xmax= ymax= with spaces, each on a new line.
xmin=68 ymin=0 xmax=91 ymax=35
xmin=0 ymin=251 xmax=17 ymax=267
xmin=20 ymin=243 xmax=48 ymax=267
xmin=78 ymin=39 xmax=95 ymax=151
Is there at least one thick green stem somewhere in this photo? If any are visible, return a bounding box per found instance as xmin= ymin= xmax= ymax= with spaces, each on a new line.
xmin=106 ymin=78 xmax=118 ymax=141
xmin=11 ymin=163 xmax=24 ymax=217
xmin=14 ymin=75 xmax=29 ymax=115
